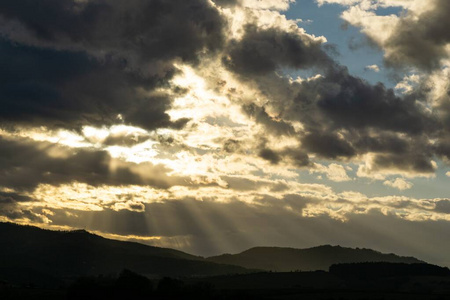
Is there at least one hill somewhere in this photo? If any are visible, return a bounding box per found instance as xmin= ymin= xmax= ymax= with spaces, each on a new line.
xmin=0 ymin=222 xmax=248 ymax=286
xmin=207 ymin=245 xmax=423 ymax=272
xmin=0 ymin=222 xmax=428 ymax=288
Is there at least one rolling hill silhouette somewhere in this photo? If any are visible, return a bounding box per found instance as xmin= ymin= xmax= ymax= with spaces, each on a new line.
xmin=0 ymin=222 xmax=426 ymax=289
xmin=2 ymin=222 xmax=449 ymax=299
xmin=207 ymin=245 xmax=423 ymax=272
xmin=0 ymin=222 xmax=248 ymax=286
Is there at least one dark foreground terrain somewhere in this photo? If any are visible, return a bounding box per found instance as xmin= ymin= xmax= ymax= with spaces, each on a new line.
xmin=2 ymin=265 xmax=450 ymax=300
xmin=1 ymin=222 xmax=450 ymax=299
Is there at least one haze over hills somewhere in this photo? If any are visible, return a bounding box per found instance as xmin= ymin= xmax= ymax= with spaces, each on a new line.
xmin=0 ymin=222 xmax=427 ymax=288
xmin=207 ymin=245 xmax=423 ymax=272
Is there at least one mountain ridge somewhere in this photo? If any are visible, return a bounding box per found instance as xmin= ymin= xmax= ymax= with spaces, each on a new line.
xmin=0 ymin=222 xmax=249 ymax=284
xmin=207 ymin=245 xmax=423 ymax=272
xmin=0 ymin=222 xmax=427 ymax=286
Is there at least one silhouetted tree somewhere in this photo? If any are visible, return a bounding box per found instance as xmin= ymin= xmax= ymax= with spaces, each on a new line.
xmin=67 ymin=276 xmax=113 ymax=299
xmin=114 ymin=269 xmax=153 ymax=298
xmin=67 ymin=269 xmax=153 ymax=300
xmin=156 ymin=277 xmax=184 ymax=296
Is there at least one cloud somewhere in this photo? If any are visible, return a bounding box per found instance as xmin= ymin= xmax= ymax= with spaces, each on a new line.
xmin=0 ymin=190 xmax=48 ymax=223
xmin=212 ymin=0 xmax=241 ymax=8
xmin=0 ymin=0 xmax=442 ymax=178
xmin=242 ymin=104 xmax=295 ymax=136
xmin=0 ymin=36 xmax=182 ymax=131
xmin=317 ymin=0 xmax=427 ymax=11
xmin=0 ymin=136 xmax=195 ymax=191
xmin=311 ymin=163 xmax=352 ymax=182
xmin=384 ymin=0 xmax=450 ymax=70
xmin=326 ymin=0 xmax=450 ymax=70
xmin=301 ymin=132 xmax=356 ymax=159
xmin=373 ymin=154 xmax=436 ymax=174
xmin=240 ymin=0 xmax=295 ymax=11
xmin=434 ymin=200 xmax=450 ymax=214
xmin=0 ymin=0 xmax=226 ymax=130
xmin=383 ymin=178 xmax=413 ymax=190
xmin=365 ymin=64 xmax=380 ymax=72
xmin=217 ymin=19 xmax=438 ymax=169
xmin=223 ymin=24 xmax=330 ymax=76
xmin=213 ymin=0 xmax=295 ymax=10
xmin=86 ymin=126 xmax=151 ymax=147
xmin=0 ymin=0 xmax=226 ymax=63
xmin=310 ymin=67 xmax=435 ymax=135
xmin=258 ymin=148 xmax=282 ymax=165
xmin=228 ymin=59 xmax=438 ymax=173
xmin=357 ymin=153 xmax=437 ymax=180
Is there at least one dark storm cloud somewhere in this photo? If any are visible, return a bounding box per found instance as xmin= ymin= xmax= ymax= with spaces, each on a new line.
xmin=0 ymin=40 xmax=179 ymax=130
xmin=290 ymin=65 xmax=439 ymax=169
xmin=254 ymin=135 xmax=311 ymax=167
xmin=435 ymin=91 xmax=450 ymax=134
xmin=293 ymin=66 xmax=436 ymax=135
xmin=0 ymin=137 xmax=191 ymax=191
xmin=385 ymin=0 xmax=450 ymax=70
xmin=435 ymin=140 xmax=450 ymax=161
xmin=258 ymin=148 xmax=281 ymax=164
xmin=0 ymin=0 xmax=225 ymax=64
xmin=223 ymin=25 xmax=330 ymax=76
xmin=352 ymin=133 xmax=410 ymax=155
xmin=0 ymin=191 xmax=45 ymax=223
xmin=243 ymin=103 xmax=295 ymax=136
xmin=215 ymin=8 xmax=444 ymax=173
xmin=291 ymin=67 xmax=438 ymax=170
xmin=0 ymin=207 xmax=46 ymax=223
xmin=212 ymin=0 xmax=240 ymax=7
xmin=0 ymin=191 xmax=34 ymax=203
xmin=230 ymin=52 xmax=437 ymax=170
xmin=351 ymin=132 xmax=438 ymax=175
xmin=280 ymin=148 xmax=311 ymax=167
xmin=434 ymin=200 xmax=450 ymax=214
xmin=301 ymin=132 xmax=355 ymax=159
xmin=371 ymin=153 xmax=436 ymax=174
xmin=0 ymin=0 xmax=226 ymax=130
xmin=257 ymin=144 xmax=310 ymax=167
xmin=216 ymin=13 xmax=438 ymax=161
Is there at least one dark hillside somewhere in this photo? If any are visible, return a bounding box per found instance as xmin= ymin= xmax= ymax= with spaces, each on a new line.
xmin=208 ymin=245 xmax=423 ymax=271
xmin=0 ymin=222 xmax=249 ymax=287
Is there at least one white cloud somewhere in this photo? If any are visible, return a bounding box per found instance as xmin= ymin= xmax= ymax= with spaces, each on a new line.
xmin=383 ymin=178 xmax=413 ymax=190
xmin=319 ymin=0 xmax=449 ymax=70
xmin=395 ymin=73 xmax=421 ymax=94
xmin=311 ymin=163 xmax=352 ymax=182
xmin=341 ymin=6 xmax=399 ymax=45
xmin=317 ymin=0 xmax=429 ymax=11
xmin=241 ymin=0 xmax=295 ymax=11
xmin=365 ymin=64 xmax=380 ymax=72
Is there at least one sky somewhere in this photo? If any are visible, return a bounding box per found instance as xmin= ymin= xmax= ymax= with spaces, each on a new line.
xmin=0 ymin=0 xmax=449 ymax=266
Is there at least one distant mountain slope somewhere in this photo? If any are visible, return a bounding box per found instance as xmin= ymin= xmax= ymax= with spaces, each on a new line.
xmin=207 ymin=245 xmax=423 ymax=272
xmin=0 ymin=222 xmax=248 ymax=285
